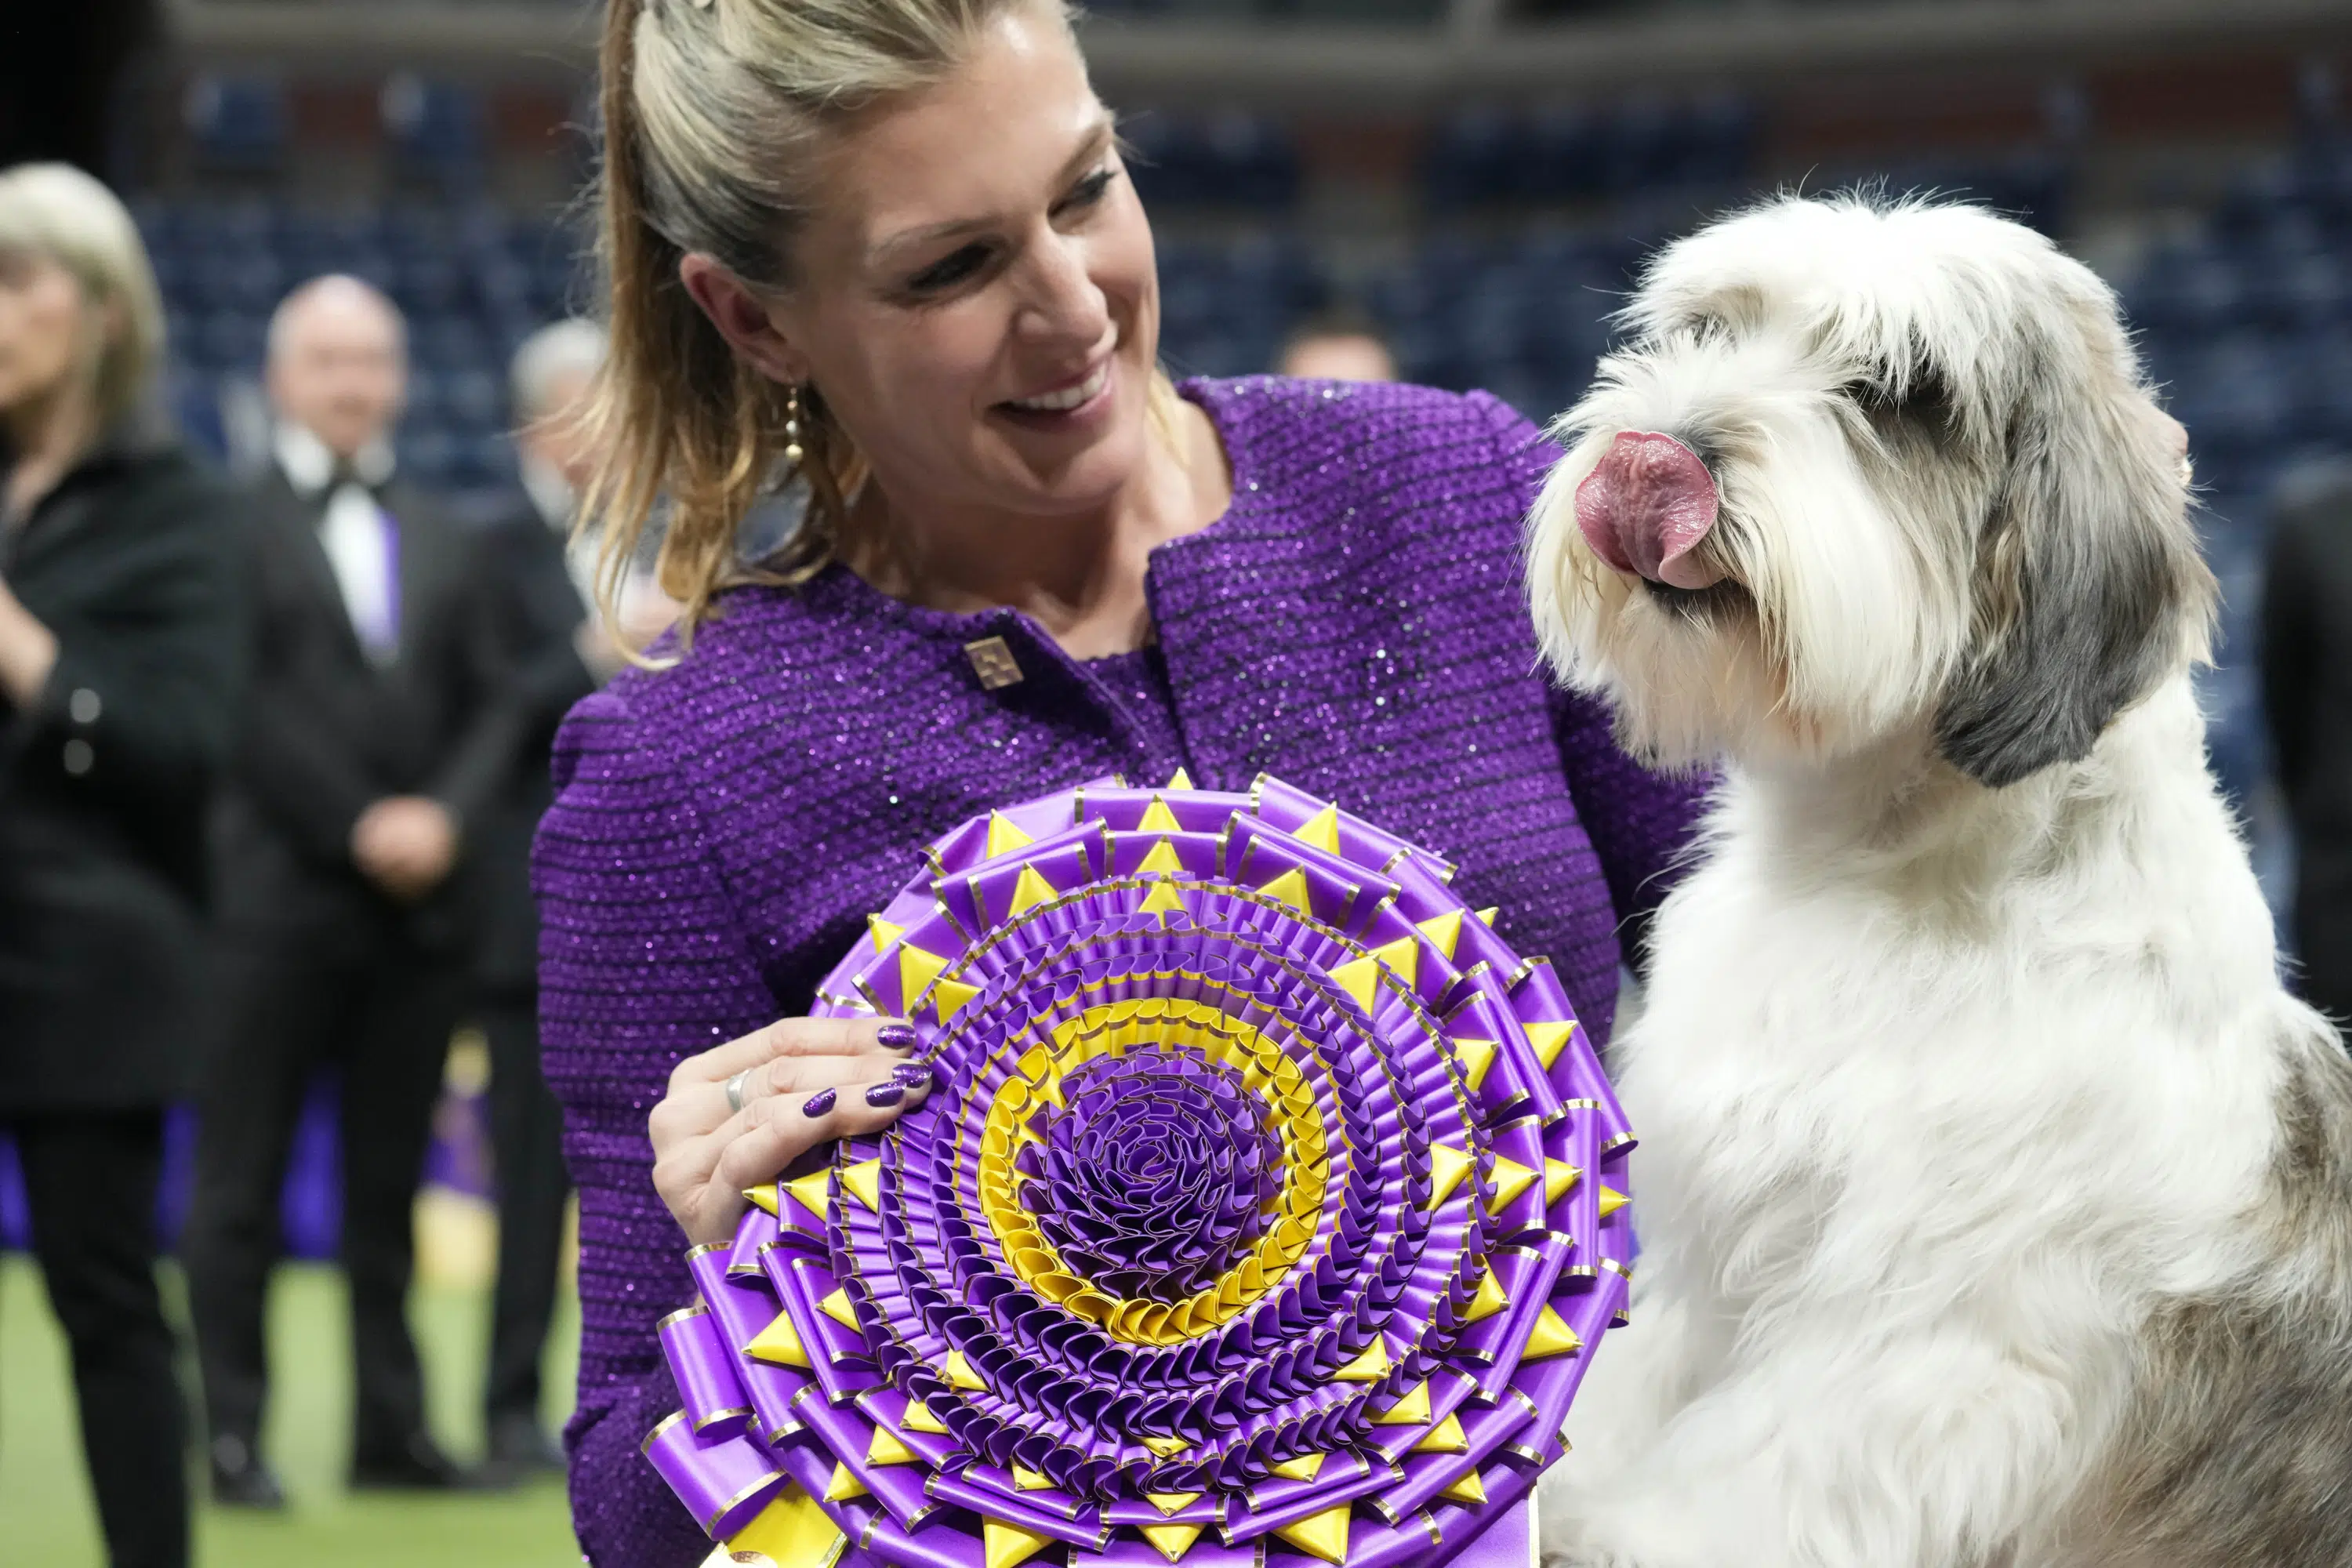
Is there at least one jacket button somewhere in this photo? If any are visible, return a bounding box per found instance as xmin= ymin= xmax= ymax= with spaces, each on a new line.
xmin=68 ymin=688 xmax=101 ymax=725
xmin=63 ymin=739 xmax=94 ymax=776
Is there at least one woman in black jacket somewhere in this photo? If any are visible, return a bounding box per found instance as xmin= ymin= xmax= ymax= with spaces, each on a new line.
xmin=0 ymin=162 xmax=242 ymax=1568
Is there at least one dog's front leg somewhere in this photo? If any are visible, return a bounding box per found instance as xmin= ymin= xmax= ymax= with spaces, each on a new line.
xmin=1543 ymin=1321 xmax=2089 ymax=1568
xmin=1538 ymin=1244 xmax=1737 ymax=1566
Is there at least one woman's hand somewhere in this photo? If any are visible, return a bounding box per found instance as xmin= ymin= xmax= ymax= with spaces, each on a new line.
xmin=649 ymin=1015 xmax=931 ymax=1247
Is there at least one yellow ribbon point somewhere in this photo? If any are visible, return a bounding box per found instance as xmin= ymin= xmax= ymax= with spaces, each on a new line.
xmin=1475 ymin=906 xmax=1499 ymax=926
xmin=1486 ymin=1154 xmax=1539 ymax=1216
xmin=1453 ymin=1036 xmax=1498 ymax=1092
xmin=1599 ymin=1185 xmax=1631 ymax=1220
xmin=867 ymin=1427 xmax=920 ymax=1466
xmin=785 ymin=1171 xmax=833 ymax=1219
xmin=723 ymin=1483 xmax=845 ymax=1566
xmin=943 ymin=1349 xmax=987 ymax=1392
xmin=1142 ymin=1522 xmax=1205 ymax=1563
xmin=898 ymin=945 xmax=949 ymax=1008
xmin=1011 ymin=1465 xmax=1053 ymax=1492
xmin=902 ymin=1399 xmax=949 ymax=1435
xmin=745 ymin=1309 xmax=811 ymax=1369
xmin=1135 ymin=837 xmax=1186 ymax=877
xmin=1138 ymin=881 xmax=1187 ymax=918
xmin=1428 ymin=1144 xmax=1475 ymax=1207
xmin=742 ymin=1183 xmax=779 ymax=1217
xmin=983 ymin=1516 xmax=1055 ymax=1568
xmin=1258 ymin=866 xmax=1312 ymax=913
xmin=1333 ymin=1339 xmax=1392 ymax=1383
xmin=1464 ymin=1266 xmax=1510 ymax=1323
xmin=818 ymin=1288 xmax=859 ymax=1330
xmin=824 ymin=1461 xmax=869 ymax=1502
xmin=1146 ymin=1491 xmax=1202 ymax=1516
xmin=932 ymin=976 xmax=982 ymax=1020
xmin=1523 ymin=1304 xmax=1584 ymax=1361
xmin=1004 ymin=864 xmax=1058 ymax=919
xmin=984 ymin=811 xmax=1034 ymax=858
xmin=1272 ymin=1502 xmax=1356 ymax=1564
xmin=1370 ymin=1379 xmax=1432 ymax=1426
xmin=1412 ymin=1413 xmax=1468 ymax=1454
xmin=1292 ymin=803 xmax=1341 ymax=854
xmin=1164 ymin=767 xmax=1196 ymax=791
xmin=867 ymin=913 xmax=904 ymax=951
xmin=1266 ymin=1451 xmax=1327 ymax=1482
xmin=1138 ymin=794 xmax=1182 ymax=833
xmin=1544 ymin=1158 xmax=1583 ymax=1207
xmin=1522 ymin=1020 xmax=1577 ymax=1070
xmin=1416 ymin=909 xmax=1465 ymax=960
xmin=1439 ymin=1468 xmax=1488 ymax=1506
xmin=1369 ymin=933 xmax=1420 ymax=989
xmin=838 ymin=1158 xmax=882 ymax=1213
xmin=1327 ymin=954 xmax=1381 ymax=1016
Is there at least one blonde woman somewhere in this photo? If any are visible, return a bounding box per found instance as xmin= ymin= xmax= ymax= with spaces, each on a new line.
xmin=536 ymin=3 xmax=1711 ymax=1560
xmin=0 ymin=162 xmax=242 ymax=1568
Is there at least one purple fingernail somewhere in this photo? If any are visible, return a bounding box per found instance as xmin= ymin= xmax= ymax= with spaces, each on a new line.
xmin=876 ymin=1023 xmax=919 ymax=1051
xmin=892 ymin=1063 xmax=931 ymax=1088
xmin=865 ymin=1083 xmax=905 ymax=1109
xmin=800 ymin=1088 xmax=836 ymax=1117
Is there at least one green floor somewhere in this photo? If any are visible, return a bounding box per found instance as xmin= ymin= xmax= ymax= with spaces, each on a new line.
xmin=0 ymin=1254 xmax=584 ymax=1567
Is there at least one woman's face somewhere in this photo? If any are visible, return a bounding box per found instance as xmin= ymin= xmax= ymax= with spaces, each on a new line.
xmin=746 ymin=7 xmax=1161 ymax=524
xmin=0 ymin=251 xmax=93 ymax=421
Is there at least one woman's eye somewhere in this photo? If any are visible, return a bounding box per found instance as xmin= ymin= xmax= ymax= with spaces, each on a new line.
xmin=1058 ymin=169 xmax=1117 ymax=215
xmin=908 ymin=244 xmax=992 ymax=294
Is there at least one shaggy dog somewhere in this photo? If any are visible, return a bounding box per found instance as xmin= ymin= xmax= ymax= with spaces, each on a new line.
xmin=1527 ymin=195 xmax=2352 ymax=1568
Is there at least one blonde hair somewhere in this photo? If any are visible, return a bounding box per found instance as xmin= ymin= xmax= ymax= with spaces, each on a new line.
xmin=0 ymin=163 xmax=166 ymax=434
xmin=586 ymin=0 xmax=1178 ymax=639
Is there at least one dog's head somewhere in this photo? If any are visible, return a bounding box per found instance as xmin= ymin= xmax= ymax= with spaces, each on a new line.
xmin=1527 ymin=194 xmax=2215 ymax=786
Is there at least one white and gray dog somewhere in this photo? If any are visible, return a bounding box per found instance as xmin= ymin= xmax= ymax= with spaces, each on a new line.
xmin=1528 ymin=194 xmax=2352 ymax=1568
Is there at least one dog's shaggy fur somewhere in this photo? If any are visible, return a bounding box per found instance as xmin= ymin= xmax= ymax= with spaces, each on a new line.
xmin=1528 ymin=195 xmax=2352 ymax=1568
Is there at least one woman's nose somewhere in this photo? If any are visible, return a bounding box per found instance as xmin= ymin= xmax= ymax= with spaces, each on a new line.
xmin=1013 ymin=231 xmax=1112 ymax=349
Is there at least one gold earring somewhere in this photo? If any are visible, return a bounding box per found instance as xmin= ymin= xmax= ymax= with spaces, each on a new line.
xmin=783 ymin=384 xmax=805 ymax=467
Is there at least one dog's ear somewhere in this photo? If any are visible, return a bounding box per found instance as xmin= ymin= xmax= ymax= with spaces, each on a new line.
xmin=1933 ymin=339 xmax=2214 ymax=789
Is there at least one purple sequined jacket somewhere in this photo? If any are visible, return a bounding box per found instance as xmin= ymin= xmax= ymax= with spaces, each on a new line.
xmin=534 ymin=377 xmax=1711 ymax=1565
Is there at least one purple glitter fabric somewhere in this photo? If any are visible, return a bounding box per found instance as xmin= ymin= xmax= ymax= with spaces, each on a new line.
xmin=641 ymin=775 xmax=1637 ymax=1567
xmin=535 ymin=377 xmax=1711 ymax=1566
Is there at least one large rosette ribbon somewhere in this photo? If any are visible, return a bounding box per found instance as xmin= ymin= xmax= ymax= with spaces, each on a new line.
xmin=644 ymin=773 xmax=1635 ymax=1568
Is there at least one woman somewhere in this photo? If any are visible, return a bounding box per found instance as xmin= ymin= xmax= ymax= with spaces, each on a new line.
xmin=537 ymin=3 xmax=1711 ymax=1562
xmin=0 ymin=163 xmax=243 ymax=1568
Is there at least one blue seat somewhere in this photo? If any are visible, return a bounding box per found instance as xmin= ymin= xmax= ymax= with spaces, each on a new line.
xmin=186 ymin=77 xmax=290 ymax=176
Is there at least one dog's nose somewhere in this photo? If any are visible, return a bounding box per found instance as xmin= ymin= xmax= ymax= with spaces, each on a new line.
xmin=1573 ymin=431 xmax=1725 ymax=590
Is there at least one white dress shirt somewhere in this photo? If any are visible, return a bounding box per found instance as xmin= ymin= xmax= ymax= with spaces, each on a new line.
xmin=278 ymin=423 xmax=401 ymax=663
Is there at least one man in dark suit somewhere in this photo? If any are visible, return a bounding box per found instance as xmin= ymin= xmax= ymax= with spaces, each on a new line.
xmin=469 ymin=318 xmax=627 ymax=1478
xmin=2263 ymin=483 xmax=2352 ymax=1033
xmin=183 ymin=275 xmax=509 ymax=1504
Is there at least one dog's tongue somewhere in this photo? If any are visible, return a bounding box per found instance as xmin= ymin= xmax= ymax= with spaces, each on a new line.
xmin=1573 ymin=431 xmax=1725 ymax=590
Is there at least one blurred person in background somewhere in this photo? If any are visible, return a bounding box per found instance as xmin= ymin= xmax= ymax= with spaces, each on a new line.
xmin=469 ymin=317 xmax=660 ymax=1480
xmin=2262 ymin=483 xmax=2352 ymax=1036
xmin=183 ymin=274 xmax=508 ymax=1504
xmin=0 ymin=161 xmax=243 ymax=1568
xmin=1273 ymin=307 xmax=1399 ymax=384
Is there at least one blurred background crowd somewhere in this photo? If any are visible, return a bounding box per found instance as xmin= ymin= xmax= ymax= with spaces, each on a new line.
xmin=6 ymin=1 xmax=2352 ymax=1565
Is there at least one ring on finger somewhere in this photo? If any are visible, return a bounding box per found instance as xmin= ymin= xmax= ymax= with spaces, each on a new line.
xmin=724 ymin=1068 xmax=755 ymax=1115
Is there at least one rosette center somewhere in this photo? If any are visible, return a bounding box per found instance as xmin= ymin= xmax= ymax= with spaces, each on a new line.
xmin=1014 ymin=1047 xmax=1279 ymax=1302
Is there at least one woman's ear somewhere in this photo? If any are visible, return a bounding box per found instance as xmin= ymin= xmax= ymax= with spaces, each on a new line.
xmin=678 ymin=254 xmax=810 ymax=388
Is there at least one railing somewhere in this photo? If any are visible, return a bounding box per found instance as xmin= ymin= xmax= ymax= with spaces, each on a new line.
xmin=163 ymin=0 xmax=2352 ymax=101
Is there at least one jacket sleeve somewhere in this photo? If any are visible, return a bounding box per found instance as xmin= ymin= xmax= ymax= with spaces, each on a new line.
xmin=425 ymin=528 xmax=536 ymax=834
xmin=2261 ymin=503 xmax=2321 ymax=805
xmin=534 ymin=683 xmax=783 ymax=1568
xmin=2 ymin=463 xmax=246 ymax=821
xmin=1466 ymin=390 xmax=1715 ymax=972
